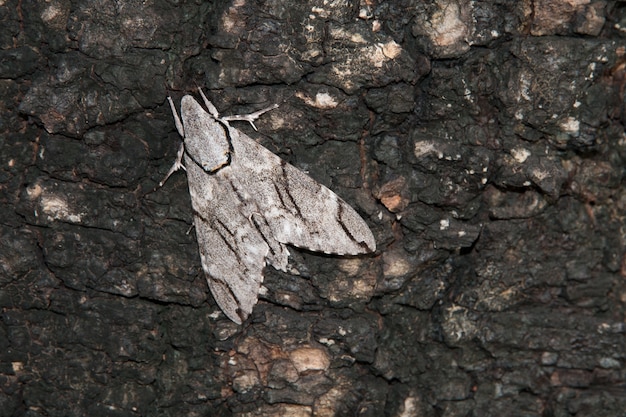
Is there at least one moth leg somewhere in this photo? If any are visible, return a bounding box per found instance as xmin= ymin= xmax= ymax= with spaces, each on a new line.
xmin=159 ymin=142 xmax=185 ymax=187
xmin=196 ymin=87 xmax=278 ymax=131
xmin=222 ymin=104 xmax=279 ymax=131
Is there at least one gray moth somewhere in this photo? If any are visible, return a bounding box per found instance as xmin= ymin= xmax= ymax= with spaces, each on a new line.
xmin=161 ymin=89 xmax=376 ymax=324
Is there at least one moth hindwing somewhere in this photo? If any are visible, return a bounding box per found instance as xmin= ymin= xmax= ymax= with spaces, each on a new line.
xmin=162 ymin=89 xmax=376 ymax=324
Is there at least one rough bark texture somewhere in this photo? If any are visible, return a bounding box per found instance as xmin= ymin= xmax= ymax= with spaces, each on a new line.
xmin=1 ymin=0 xmax=625 ymax=416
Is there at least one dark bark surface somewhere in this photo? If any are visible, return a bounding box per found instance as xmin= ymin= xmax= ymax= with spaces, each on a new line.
xmin=1 ymin=0 xmax=625 ymax=416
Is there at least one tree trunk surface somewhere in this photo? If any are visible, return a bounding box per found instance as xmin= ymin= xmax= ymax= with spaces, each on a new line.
xmin=1 ymin=1 xmax=624 ymax=416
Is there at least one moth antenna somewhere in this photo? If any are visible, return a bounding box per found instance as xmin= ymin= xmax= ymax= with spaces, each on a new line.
xmin=167 ymin=96 xmax=185 ymax=137
xmin=197 ymin=88 xmax=220 ymax=118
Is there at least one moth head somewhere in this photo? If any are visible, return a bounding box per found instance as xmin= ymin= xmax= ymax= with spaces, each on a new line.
xmin=181 ymin=95 xmax=231 ymax=173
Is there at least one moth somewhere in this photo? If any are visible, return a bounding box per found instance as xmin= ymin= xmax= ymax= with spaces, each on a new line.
xmin=161 ymin=89 xmax=376 ymax=324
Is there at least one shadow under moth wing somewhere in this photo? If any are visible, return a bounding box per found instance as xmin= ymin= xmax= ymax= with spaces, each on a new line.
xmin=163 ymin=89 xmax=376 ymax=324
